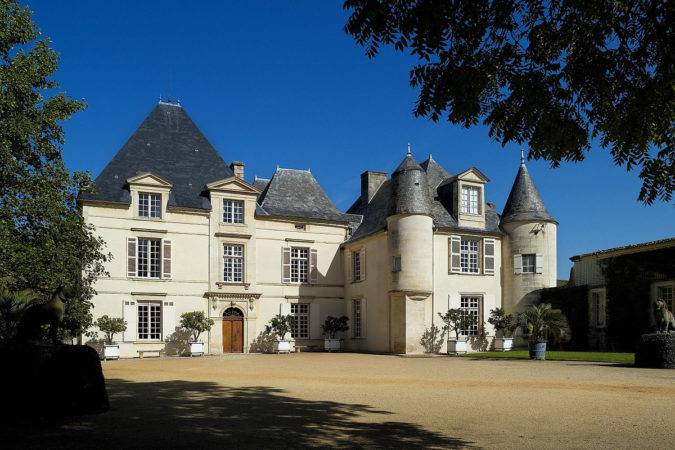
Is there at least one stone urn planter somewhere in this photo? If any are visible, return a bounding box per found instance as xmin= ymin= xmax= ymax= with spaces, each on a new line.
xmin=189 ymin=341 xmax=205 ymax=357
xmin=324 ymin=338 xmax=342 ymax=352
xmin=447 ymin=337 xmax=468 ymax=355
xmin=494 ymin=337 xmax=514 ymax=352
xmin=103 ymin=344 xmax=120 ymax=360
xmin=275 ymin=339 xmax=293 ymax=354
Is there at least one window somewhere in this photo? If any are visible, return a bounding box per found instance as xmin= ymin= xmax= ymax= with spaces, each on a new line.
xmin=392 ymin=255 xmax=401 ymax=273
xmin=460 ymin=296 xmax=482 ymax=336
xmin=291 ymin=303 xmax=309 ymax=339
xmin=290 ymin=247 xmax=309 ymax=283
xmin=658 ymin=285 xmax=673 ymax=311
xmin=223 ymin=244 xmax=244 ymax=283
xmin=138 ymin=302 xmax=161 ymax=340
xmin=223 ymin=199 xmax=244 ymax=224
xmin=294 ymin=223 xmax=306 ymax=230
xmin=592 ymin=292 xmax=602 ymax=328
xmin=138 ymin=238 xmax=161 ymax=278
xmin=460 ymin=185 xmax=480 ymax=214
xmin=139 ymin=192 xmax=161 ymax=218
xmin=352 ymin=299 xmax=362 ymax=338
xmin=352 ymin=251 xmax=361 ymax=282
xmin=522 ymin=254 xmax=536 ymax=273
xmin=460 ymin=239 xmax=480 ymax=274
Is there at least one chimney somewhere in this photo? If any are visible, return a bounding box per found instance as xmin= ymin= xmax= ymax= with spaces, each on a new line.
xmin=360 ymin=171 xmax=387 ymax=204
xmin=230 ymin=161 xmax=244 ymax=180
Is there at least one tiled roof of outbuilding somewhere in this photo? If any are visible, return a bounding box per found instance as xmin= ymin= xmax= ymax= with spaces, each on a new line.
xmin=80 ymin=102 xmax=233 ymax=210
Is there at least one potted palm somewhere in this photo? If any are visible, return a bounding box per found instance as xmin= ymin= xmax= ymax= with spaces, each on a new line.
xmin=488 ymin=308 xmax=516 ymax=351
xmin=321 ymin=316 xmax=349 ymax=351
xmin=95 ymin=315 xmax=127 ymax=360
xmin=518 ymin=303 xmax=570 ymax=360
xmin=438 ymin=309 xmax=476 ymax=355
xmin=265 ymin=314 xmax=295 ymax=353
xmin=180 ymin=311 xmax=214 ymax=356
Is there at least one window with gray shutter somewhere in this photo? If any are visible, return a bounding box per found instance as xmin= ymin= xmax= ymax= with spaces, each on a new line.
xmin=127 ymin=238 xmax=137 ymax=277
xmin=449 ymin=236 xmax=461 ymax=273
xmin=483 ymin=239 xmax=495 ymax=275
xmin=281 ymin=247 xmax=291 ymax=283
xmin=162 ymin=240 xmax=172 ymax=279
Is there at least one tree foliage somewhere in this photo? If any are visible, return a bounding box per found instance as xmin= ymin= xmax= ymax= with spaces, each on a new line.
xmin=94 ymin=315 xmax=127 ymax=345
xmin=344 ymin=0 xmax=674 ymax=203
xmin=320 ymin=315 xmax=349 ymax=339
xmin=0 ymin=0 xmax=110 ymax=339
xmin=179 ymin=311 xmax=215 ymax=342
xmin=265 ymin=314 xmax=295 ymax=341
xmin=438 ymin=308 xmax=476 ymax=339
xmin=518 ymin=303 xmax=570 ymax=343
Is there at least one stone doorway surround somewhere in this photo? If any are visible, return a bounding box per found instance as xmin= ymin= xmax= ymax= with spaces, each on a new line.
xmin=205 ymin=291 xmax=261 ymax=354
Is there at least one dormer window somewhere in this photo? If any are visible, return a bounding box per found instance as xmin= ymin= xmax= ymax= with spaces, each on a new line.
xmin=223 ymin=199 xmax=244 ymax=224
xmin=139 ymin=192 xmax=161 ymax=218
xmin=460 ymin=185 xmax=480 ymax=214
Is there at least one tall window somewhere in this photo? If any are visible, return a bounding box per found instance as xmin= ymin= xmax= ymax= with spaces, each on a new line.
xmin=291 ymin=303 xmax=309 ymax=339
xmin=460 ymin=296 xmax=481 ymax=336
xmin=138 ymin=302 xmax=161 ymax=340
xmin=460 ymin=186 xmax=480 ymax=214
xmin=223 ymin=244 xmax=244 ymax=283
xmin=352 ymin=299 xmax=362 ymax=338
xmin=592 ymin=292 xmax=602 ymax=327
xmin=522 ymin=254 xmax=536 ymax=273
xmin=138 ymin=238 xmax=161 ymax=278
xmin=460 ymin=239 xmax=479 ymax=274
xmin=291 ymin=247 xmax=309 ymax=283
xmin=139 ymin=193 xmax=161 ymax=218
xmin=352 ymin=251 xmax=361 ymax=282
xmin=223 ymin=199 xmax=244 ymax=223
xmin=658 ymin=285 xmax=673 ymax=311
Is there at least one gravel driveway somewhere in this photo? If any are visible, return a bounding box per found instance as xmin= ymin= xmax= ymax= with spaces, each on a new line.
xmin=8 ymin=353 xmax=675 ymax=449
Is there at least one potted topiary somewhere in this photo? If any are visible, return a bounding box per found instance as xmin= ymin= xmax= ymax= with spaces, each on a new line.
xmin=95 ymin=315 xmax=127 ymax=360
xmin=518 ymin=303 xmax=570 ymax=360
xmin=488 ymin=308 xmax=516 ymax=351
xmin=321 ymin=316 xmax=349 ymax=351
xmin=265 ymin=314 xmax=295 ymax=353
xmin=438 ymin=309 xmax=476 ymax=355
xmin=180 ymin=311 xmax=215 ymax=356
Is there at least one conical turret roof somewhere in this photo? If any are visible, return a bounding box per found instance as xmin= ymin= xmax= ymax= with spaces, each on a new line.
xmin=501 ymin=157 xmax=555 ymax=224
xmin=390 ymin=153 xmax=432 ymax=216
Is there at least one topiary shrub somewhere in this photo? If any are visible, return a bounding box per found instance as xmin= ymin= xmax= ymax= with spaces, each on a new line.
xmin=634 ymin=333 xmax=675 ymax=369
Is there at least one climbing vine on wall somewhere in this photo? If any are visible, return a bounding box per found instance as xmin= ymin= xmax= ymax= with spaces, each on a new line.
xmin=540 ymin=285 xmax=589 ymax=350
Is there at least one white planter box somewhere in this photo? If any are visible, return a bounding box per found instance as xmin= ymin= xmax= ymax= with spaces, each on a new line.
xmin=494 ymin=337 xmax=514 ymax=352
xmin=189 ymin=341 xmax=205 ymax=357
xmin=447 ymin=338 xmax=468 ymax=355
xmin=104 ymin=344 xmax=120 ymax=360
xmin=324 ymin=338 xmax=341 ymax=352
xmin=275 ymin=340 xmax=293 ymax=354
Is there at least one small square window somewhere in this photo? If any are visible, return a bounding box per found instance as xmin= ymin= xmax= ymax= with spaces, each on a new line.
xmin=223 ymin=199 xmax=244 ymax=224
xmin=522 ymin=254 xmax=536 ymax=273
xmin=294 ymin=223 xmax=306 ymax=230
xmin=139 ymin=193 xmax=161 ymax=218
xmin=392 ymin=256 xmax=401 ymax=273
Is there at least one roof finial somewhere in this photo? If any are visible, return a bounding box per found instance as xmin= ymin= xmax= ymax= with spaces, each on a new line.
xmin=520 ymin=149 xmax=525 ymax=165
xmin=407 ymin=142 xmax=412 ymax=156
xmin=429 ymin=153 xmax=433 ymax=160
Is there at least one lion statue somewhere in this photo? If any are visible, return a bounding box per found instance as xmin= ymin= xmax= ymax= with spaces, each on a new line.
xmin=654 ymin=300 xmax=675 ymax=334
xmin=16 ymin=286 xmax=70 ymax=344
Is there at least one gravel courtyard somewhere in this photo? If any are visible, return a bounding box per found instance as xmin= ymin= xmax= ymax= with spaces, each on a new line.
xmin=10 ymin=353 xmax=675 ymax=449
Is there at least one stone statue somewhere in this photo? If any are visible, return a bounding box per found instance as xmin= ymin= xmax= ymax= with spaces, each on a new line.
xmin=654 ymin=300 xmax=675 ymax=334
xmin=16 ymin=286 xmax=69 ymax=344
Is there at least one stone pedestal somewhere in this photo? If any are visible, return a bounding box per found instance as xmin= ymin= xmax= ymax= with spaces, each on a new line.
xmin=635 ymin=333 xmax=674 ymax=369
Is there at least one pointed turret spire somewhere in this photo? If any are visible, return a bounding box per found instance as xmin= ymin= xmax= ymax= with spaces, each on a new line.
xmin=501 ymin=155 xmax=556 ymax=224
xmin=390 ymin=153 xmax=432 ymax=216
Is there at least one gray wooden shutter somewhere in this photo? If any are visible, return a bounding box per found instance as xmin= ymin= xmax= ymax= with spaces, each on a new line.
xmin=359 ymin=247 xmax=366 ymax=281
xmin=449 ymin=236 xmax=461 ymax=273
xmin=123 ymin=300 xmax=137 ymax=341
xmin=162 ymin=240 xmax=172 ymax=279
xmin=282 ymin=247 xmax=291 ymax=283
xmin=127 ymin=238 xmax=137 ymax=277
xmin=513 ymin=254 xmax=523 ymax=274
xmin=483 ymin=239 xmax=495 ymax=275
xmin=535 ymin=253 xmax=544 ymax=274
xmin=310 ymin=248 xmax=318 ymax=284
xmin=346 ymin=250 xmax=352 ymax=283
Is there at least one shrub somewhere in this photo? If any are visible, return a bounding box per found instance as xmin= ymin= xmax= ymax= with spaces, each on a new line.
xmin=179 ymin=311 xmax=215 ymax=342
xmin=95 ymin=315 xmax=127 ymax=345
xmin=635 ymin=333 xmax=675 ymax=368
xmin=487 ymin=308 xmax=516 ymax=338
xmin=321 ymin=316 xmax=349 ymax=339
xmin=518 ymin=304 xmax=570 ymax=344
xmin=438 ymin=309 xmax=476 ymax=339
xmin=265 ymin=314 xmax=295 ymax=341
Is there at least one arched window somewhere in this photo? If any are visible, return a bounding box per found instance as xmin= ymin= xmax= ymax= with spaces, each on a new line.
xmin=223 ymin=307 xmax=244 ymax=318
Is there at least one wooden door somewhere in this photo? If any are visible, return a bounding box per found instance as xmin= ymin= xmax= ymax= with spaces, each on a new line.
xmin=222 ymin=315 xmax=243 ymax=353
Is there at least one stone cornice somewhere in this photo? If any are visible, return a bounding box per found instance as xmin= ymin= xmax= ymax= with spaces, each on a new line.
xmin=205 ymin=291 xmax=262 ymax=300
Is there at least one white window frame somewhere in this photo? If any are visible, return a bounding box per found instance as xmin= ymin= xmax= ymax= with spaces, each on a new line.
xmin=223 ymin=244 xmax=244 ymax=283
xmin=137 ymin=301 xmax=162 ymax=341
xmin=352 ymin=299 xmax=363 ymax=338
xmin=657 ymin=284 xmax=674 ymax=312
xmin=290 ymin=303 xmax=310 ymax=339
xmin=223 ymin=199 xmax=244 ymax=224
xmin=460 ymin=185 xmax=480 ymax=215
xmin=137 ymin=238 xmax=162 ymax=279
xmin=521 ymin=254 xmax=536 ymax=273
xmin=138 ymin=192 xmax=161 ymax=218
xmin=460 ymin=295 xmax=482 ymax=336
xmin=352 ymin=250 xmax=361 ymax=282
xmin=460 ymin=239 xmax=480 ymax=274
xmin=290 ymin=247 xmax=309 ymax=283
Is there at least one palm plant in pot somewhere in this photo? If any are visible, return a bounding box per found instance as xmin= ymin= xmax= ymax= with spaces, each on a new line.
xmin=518 ymin=303 xmax=570 ymax=360
xmin=180 ymin=311 xmax=215 ymax=356
xmin=265 ymin=314 xmax=295 ymax=353
xmin=438 ymin=309 xmax=476 ymax=355
xmin=488 ymin=308 xmax=516 ymax=351
xmin=95 ymin=315 xmax=127 ymax=360
xmin=321 ymin=315 xmax=349 ymax=351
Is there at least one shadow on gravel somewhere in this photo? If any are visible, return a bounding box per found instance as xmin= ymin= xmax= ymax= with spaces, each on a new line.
xmin=4 ymin=379 xmax=471 ymax=449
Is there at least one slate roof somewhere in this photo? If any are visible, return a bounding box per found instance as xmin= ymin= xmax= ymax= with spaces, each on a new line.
xmin=501 ymin=159 xmax=556 ymax=224
xmin=257 ymin=168 xmax=349 ymax=222
xmin=390 ymin=154 xmax=432 ymax=216
xmin=81 ymin=102 xmax=233 ymax=210
xmin=346 ymin=154 xmax=502 ymax=242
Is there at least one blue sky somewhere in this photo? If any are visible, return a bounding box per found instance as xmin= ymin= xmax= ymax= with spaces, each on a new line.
xmin=27 ymin=0 xmax=673 ymax=278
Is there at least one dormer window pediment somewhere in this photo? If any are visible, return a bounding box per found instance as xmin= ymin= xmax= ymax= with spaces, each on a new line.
xmin=205 ymin=177 xmax=260 ymax=196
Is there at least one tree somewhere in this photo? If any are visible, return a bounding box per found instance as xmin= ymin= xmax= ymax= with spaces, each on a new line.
xmin=0 ymin=0 xmax=110 ymax=340
xmin=94 ymin=315 xmax=127 ymax=345
xmin=344 ymin=0 xmax=673 ymax=204
xmin=265 ymin=314 xmax=295 ymax=341
xmin=320 ymin=315 xmax=350 ymax=339
xmin=179 ymin=311 xmax=215 ymax=342
xmin=438 ymin=308 xmax=475 ymax=339
xmin=518 ymin=303 xmax=570 ymax=344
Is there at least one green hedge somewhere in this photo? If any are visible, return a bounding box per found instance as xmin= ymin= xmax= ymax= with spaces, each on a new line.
xmin=539 ymin=285 xmax=589 ymax=350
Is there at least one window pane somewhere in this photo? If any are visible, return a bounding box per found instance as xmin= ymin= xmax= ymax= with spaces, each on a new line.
xmin=291 ymin=303 xmax=309 ymax=339
xmin=460 ymin=239 xmax=479 ymax=273
xmin=137 ymin=238 xmax=161 ymax=278
xmin=139 ymin=193 xmax=161 ymax=218
xmin=223 ymin=244 xmax=244 ymax=282
xmin=460 ymin=296 xmax=481 ymax=336
xmin=522 ymin=254 xmax=536 ymax=273
xmin=290 ymin=247 xmax=309 ymax=283
xmin=223 ymin=200 xmax=244 ymax=224
xmin=353 ymin=300 xmax=362 ymax=338
xmin=353 ymin=251 xmax=361 ymax=281
xmin=460 ymin=186 xmax=479 ymax=214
